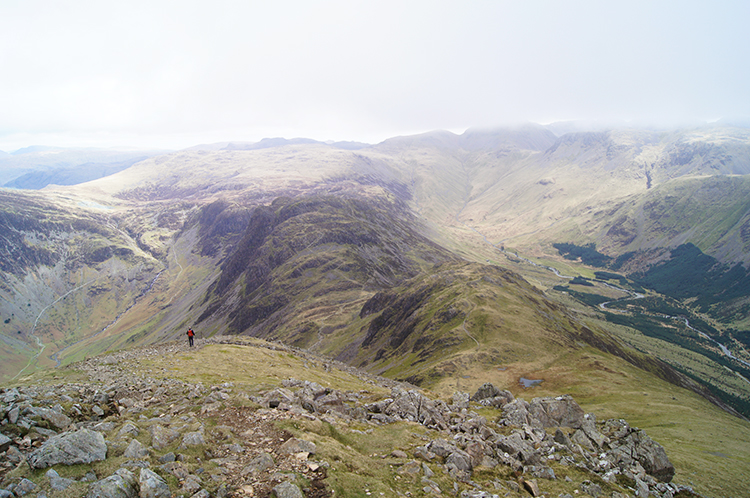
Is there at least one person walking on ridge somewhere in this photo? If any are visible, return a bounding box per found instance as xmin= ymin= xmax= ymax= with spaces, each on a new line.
xmin=187 ymin=328 xmax=195 ymax=347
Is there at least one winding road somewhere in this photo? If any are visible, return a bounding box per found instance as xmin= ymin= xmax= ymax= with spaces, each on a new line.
xmin=597 ymin=281 xmax=645 ymax=311
xmin=675 ymin=316 xmax=750 ymax=371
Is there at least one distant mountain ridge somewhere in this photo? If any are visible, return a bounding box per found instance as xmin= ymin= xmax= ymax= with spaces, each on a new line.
xmin=186 ymin=137 xmax=371 ymax=152
xmin=0 ymin=146 xmax=168 ymax=188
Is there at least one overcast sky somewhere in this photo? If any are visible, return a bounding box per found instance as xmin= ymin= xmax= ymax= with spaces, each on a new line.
xmin=1 ymin=0 xmax=748 ymax=151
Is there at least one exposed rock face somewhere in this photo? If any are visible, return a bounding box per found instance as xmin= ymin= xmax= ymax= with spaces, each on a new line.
xmin=28 ymin=428 xmax=107 ymax=469
xmin=498 ymin=398 xmax=533 ymax=426
xmin=383 ymin=388 xmax=449 ymax=430
xmin=471 ymin=383 xmax=515 ymax=407
xmin=495 ymin=394 xmax=585 ymax=429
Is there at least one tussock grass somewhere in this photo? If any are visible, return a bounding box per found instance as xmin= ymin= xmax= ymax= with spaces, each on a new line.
xmin=282 ymin=418 xmax=457 ymax=497
xmin=146 ymin=339 xmax=388 ymax=397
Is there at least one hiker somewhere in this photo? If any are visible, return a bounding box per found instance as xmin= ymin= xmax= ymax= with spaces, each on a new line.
xmin=187 ymin=328 xmax=195 ymax=347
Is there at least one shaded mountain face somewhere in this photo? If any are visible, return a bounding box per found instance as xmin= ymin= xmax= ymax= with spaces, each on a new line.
xmin=194 ymin=193 xmax=458 ymax=342
xmin=180 ymin=192 xmax=700 ymax=406
xmin=1 ymin=124 xmax=749 ymax=421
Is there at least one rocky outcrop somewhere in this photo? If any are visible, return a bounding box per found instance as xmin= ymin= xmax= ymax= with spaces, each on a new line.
xmin=528 ymin=395 xmax=586 ymax=428
xmin=602 ymin=419 xmax=675 ymax=483
xmin=0 ymin=339 xmax=694 ymax=498
xmin=249 ymin=374 xmax=686 ymax=495
xmin=470 ymin=382 xmax=515 ymax=407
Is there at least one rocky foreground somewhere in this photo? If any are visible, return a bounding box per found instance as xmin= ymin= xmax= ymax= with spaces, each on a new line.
xmin=1 ymin=338 xmax=699 ymax=498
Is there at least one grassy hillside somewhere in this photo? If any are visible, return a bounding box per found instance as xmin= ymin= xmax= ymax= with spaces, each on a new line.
xmin=594 ymin=175 xmax=750 ymax=267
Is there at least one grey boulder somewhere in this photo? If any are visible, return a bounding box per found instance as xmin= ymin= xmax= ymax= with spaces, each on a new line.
xmin=272 ymin=481 xmax=304 ymax=498
xmin=279 ymin=437 xmax=316 ymax=455
xmin=139 ymin=468 xmax=171 ymax=498
xmin=528 ymin=395 xmax=585 ymax=429
xmin=180 ymin=430 xmax=205 ymax=448
xmin=27 ymin=406 xmax=72 ymax=430
xmin=86 ymin=469 xmax=138 ymax=498
xmin=615 ymin=429 xmax=675 ymax=482
xmin=124 ymin=438 xmax=150 ymax=459
xmin=13 ymin=478 xmax=37 ymax=496
xmin=242 ymin=452 xmax=275 ymax=475
xmin=149 ymin=425 xmax=180 ymax=450
xmin=47 ymin=469 xmax=75 ymax=491
xmin=29 ymin=428 xmax=107 ymax=469
xmin=0 ymin=433 xmax=11 ymax=452
xmin=471 ymin=383 xmax=515 ymax=407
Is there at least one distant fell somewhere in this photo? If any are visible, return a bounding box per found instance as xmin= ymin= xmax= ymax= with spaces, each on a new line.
xmin=0 ymin=146 xmax=167 ymax=188
xmin=222 ymin=137 xmax=370 ymax=151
